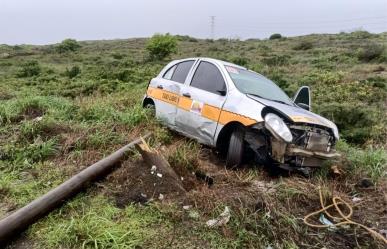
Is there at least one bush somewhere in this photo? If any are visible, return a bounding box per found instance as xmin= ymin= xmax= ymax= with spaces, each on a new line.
xmin=316 ymin=103 xmax=379 ymax=144
xmin=349 ymin=30 xmax=373 ymax=39
xmin=262 ymin=55 xmax=290 ymax=66
xmin=65 ymin=66 xmax=81 ymax=79
xmin=231 ymin=57 xmax=249 ymax=67
xmin=293 ymin=41 xmax=313 ymax=50
xmin=357 ymin=44 xmax=385 ymax=62
xmin=362 ymin=76 xmax=386 ymax=89
xmin=146 ymin=33 xmax=178 ymax=60
xmin=269 ymin=33 xmax=282 ymax=40
xmin=56 ymin=39 xmax=81 ymax=53
xmin=17 ymin=60 xmax=41 ymax=77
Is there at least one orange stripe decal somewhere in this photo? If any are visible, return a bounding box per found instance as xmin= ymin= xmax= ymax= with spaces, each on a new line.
xmin=178 ymin=96 xmax=192 ymax=111
xmin=202 ymin=104 xmax=221 ymax=122
xmin=147 ymin=86 xmax=257 ymax=126
xmin=219 ymin=110 xmax=256 ymax=126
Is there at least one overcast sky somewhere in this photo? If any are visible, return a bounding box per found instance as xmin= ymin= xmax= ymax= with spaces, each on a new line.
xmin=1 ymin=0 xmax=386 ymax=45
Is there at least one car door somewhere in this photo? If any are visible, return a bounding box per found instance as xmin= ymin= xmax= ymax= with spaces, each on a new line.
xmin=148 ymin=60 xmax=195 ymax=128
xmin=175 ymin=60 xmax=227 ymax=145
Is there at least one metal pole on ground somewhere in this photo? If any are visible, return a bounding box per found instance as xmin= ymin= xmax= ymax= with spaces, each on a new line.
xmin=0 ymin=133 xmax=151 ymax=245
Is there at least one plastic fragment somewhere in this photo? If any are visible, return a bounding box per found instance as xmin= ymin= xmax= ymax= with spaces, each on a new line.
xmin=206 ymin=206 xmax=231 ymax=227
xmin=150 ymin=165 xmax=157 ymax=174
xmin=156 ymin=173 xmax=162 ymax=178
xmin=319 ymin=214 xmax=336 ymax=230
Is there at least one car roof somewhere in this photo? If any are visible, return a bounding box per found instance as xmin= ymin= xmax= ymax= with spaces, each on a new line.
xmin=171 ymin=57 xmax=247 ymax=70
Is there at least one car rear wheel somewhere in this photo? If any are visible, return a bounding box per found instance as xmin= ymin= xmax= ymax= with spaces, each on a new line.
xmin=144 ymin=103 xmax=155 ymax=117
xmin=226 ymin=127 xmax=245 ymax=167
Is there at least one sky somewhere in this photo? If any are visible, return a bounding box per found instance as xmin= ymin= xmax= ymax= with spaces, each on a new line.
xmin=1 ymin=0 xmax=386 ymax=45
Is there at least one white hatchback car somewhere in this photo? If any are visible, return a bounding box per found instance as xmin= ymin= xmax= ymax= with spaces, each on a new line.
xmin=143 ymin=58 xmax=340 ymax=171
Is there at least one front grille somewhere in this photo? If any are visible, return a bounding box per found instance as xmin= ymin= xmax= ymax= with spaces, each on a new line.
xmin=290 ymin=125 xmax=333 ymax=152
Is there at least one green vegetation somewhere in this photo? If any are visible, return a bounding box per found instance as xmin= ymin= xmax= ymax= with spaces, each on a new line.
xmin=269 ymin=33 xmax=283 ymax=40
xmin=56 ymin=38 xmax=81 ymax=53
xmin=146 ymin=33 xmax=178 ymax=60
xmin=0 ymin=32 xmax=386 ymax=248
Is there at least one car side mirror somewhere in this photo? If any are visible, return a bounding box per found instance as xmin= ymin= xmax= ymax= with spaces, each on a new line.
xmin=217 ymin=89 xmax=226 ymax=96
xmin=293 ymin=86 xmax=311 ymax=111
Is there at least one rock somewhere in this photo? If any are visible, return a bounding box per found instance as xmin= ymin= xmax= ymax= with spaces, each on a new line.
xmin=356 ymin=178 xmax=374 ymax=188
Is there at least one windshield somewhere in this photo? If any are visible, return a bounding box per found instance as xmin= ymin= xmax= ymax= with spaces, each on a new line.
xmin=225 ymin=66 xmax=293 ymax=105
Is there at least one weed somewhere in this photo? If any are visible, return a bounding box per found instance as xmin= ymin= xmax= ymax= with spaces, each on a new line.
xmin=337 ymin=140 xmax=387 ymax=182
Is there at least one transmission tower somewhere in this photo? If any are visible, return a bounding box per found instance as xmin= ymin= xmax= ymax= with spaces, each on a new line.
xmin=210 ymin=16 xmax=215 ymax=39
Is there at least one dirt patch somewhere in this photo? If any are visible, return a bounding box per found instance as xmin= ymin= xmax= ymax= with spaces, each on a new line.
xmin=21 ymin=106 xmax=44 ymax=120
xmin=5 ymin=234 xmax=34 ymax=249
xmin=107 ymin=159 xmax=187 ymax=208
xmin=0 ymin=91 xmax=13 ymax=100
xmin=11 ymin=105 xmax=45 ymax=123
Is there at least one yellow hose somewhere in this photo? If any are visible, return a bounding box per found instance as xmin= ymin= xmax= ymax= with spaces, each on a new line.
xmin=303 ymin=187 xmax=387 ymax=244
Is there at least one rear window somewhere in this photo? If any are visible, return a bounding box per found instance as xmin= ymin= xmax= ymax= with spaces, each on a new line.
xmin=163 ymin=65 xmax=176 ymax=80
xmin=170 ymin=60 xmax=194 ymax=83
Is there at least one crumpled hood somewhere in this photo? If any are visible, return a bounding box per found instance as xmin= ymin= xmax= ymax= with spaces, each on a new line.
xmin=248 ymin=95 xmax=337 ymax=130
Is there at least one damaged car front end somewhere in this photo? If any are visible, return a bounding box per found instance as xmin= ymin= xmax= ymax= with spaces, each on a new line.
xmin=246 ymin=115 xmax=341 ymax=172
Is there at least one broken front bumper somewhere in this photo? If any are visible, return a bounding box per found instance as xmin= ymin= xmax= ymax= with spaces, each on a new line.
xmin=269 ymin=125 xmax=340 ymax=168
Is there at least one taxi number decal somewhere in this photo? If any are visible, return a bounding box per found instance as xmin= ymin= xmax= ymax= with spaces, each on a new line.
xmin=161 ymin=92 xmax=179 ymax=104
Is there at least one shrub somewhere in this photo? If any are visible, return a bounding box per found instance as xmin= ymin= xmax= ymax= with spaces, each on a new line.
xmin=360 ymin=76 xmax=386 ymax=90
xmin=231 ymin=57 xmax=249 ymax=67
xmin=262 ymin=55 xmax=290 ymax=66
xmin=56 ymin=39 xmax=81 ymax=53
xmin=357 ymin=43 xmax=385 ymax=62
xmin=316 ymin=103 xmax=378 ymax=144
xmin=146 ymin=33 xmax=178 ymax=60
xmin=269 ymin=33 xmax=282 ymax=40
xmin=349 ymin=30 xmax=373 ymax=39
xmin=293 ymin=41 xmax=313 ymax=50
xmin=17 ymin=60 xmax=41 ymax=77
xmin=65 ymin=65 xmax=81 ymax=79
xmin=111 ymin=53 xmax=124 ymax=60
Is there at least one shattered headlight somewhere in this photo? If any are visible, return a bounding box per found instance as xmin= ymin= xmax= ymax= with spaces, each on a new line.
xmin=264 ymin=113 xmax=293 ymax=143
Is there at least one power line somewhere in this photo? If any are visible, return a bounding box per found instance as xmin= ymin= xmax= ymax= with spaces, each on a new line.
xmin=216 ymin=15 xmax=387 ymax=26
xmin=215 ymin=21 xmax=387 ymax=32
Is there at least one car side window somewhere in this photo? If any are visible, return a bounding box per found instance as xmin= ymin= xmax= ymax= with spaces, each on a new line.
xmin=163 ymin=65 xmax=176 ymax=80
xmin=170 ymin=60 xmax=194 ymax=83
xmin=190 ymin=61 xmax=226 ymax=95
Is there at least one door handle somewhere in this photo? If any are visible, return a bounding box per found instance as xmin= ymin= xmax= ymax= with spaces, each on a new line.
xmin=157 ymin=85 xmax=163 ymax=89
xmin=182 ymin=93 xmax=191 ymax=98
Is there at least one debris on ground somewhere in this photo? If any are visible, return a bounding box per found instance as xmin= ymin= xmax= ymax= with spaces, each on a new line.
xmin=206 ymin=206 xmax=231 ymax=227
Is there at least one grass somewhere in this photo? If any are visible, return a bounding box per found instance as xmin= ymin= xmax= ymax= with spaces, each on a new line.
xmin=337 ymin=140 xmax=387 ymax=182
xmin=31 ymin=195 xmax=166 ymax=249
xmin=0 ymin=32 xmax=386 ymax=248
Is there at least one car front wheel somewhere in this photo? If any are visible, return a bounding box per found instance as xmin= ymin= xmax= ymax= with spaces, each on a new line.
xmin=226 ymin=127 xmax=245 ymax=167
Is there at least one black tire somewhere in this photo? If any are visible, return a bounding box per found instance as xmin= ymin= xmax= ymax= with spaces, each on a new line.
xmin=226 ymin=127 xmax=245 ymax=167
xmin=145 ymin=103 xmax=155 ymax=117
